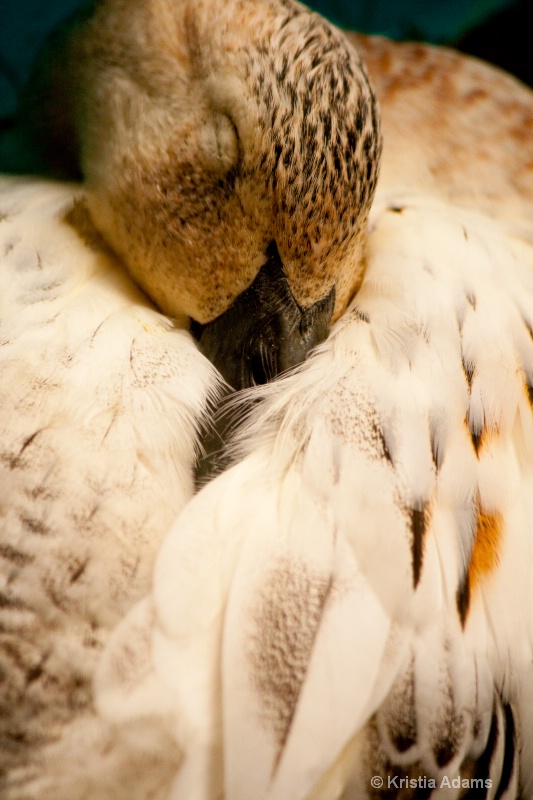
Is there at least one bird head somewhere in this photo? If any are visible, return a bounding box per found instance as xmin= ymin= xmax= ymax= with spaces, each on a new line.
xmin=70 ymin=0 xmax=382 ymax=388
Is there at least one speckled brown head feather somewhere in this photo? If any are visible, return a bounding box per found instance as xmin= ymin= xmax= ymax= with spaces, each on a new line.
xmin=66 ymin=0 xmax=381 ymax=323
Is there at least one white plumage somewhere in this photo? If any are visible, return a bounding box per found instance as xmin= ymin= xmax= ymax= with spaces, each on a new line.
xmin=2 ymin=3 xmax=533 ymax=799
xmin=94 ymin=191 xmax=533 ymax=799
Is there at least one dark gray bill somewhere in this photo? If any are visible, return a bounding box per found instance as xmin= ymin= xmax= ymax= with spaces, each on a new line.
xmin=192 ymin=240 xmax=335 ymax=483
xmin=191 ymin=241 xmax=335 ymax=390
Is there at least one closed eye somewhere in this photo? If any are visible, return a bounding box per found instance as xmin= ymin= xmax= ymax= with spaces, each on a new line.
xmin=205 ymin=113 xmax=240 ymax=173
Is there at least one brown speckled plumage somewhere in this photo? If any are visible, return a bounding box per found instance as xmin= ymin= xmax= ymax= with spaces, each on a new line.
xmin=64 ymin=0 xmax=381 ymax=323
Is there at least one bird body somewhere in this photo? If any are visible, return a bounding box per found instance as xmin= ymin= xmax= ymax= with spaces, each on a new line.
xmin=2 ymin=2 xmax=533 ymax=798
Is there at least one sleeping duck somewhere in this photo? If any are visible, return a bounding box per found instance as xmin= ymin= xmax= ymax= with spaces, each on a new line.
xmin=1 ymin=0 xmax=533 ymax=798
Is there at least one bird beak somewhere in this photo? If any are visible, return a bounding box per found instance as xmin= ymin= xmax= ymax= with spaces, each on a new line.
xmin=192 ymin=241 xmax=335 ymax=485
xmin=191 ymin=241 xmax=335 ymax=391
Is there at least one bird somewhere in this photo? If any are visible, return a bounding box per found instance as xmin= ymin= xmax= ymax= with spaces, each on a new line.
xmin=1 ymin=1 xmax=533 ymax=800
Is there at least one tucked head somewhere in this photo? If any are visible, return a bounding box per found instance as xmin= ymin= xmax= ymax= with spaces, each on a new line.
xmin=66 ymin=0 xmax=381 ymax=387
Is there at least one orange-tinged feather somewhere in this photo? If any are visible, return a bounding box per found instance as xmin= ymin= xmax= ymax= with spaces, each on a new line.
xmin=468 ymin=507 xmax=503 ymax=589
